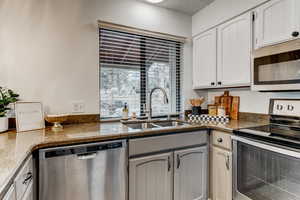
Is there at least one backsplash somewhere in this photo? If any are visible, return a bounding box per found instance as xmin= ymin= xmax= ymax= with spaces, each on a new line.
xmin=207 ymin=88 xmax=300 ymax=114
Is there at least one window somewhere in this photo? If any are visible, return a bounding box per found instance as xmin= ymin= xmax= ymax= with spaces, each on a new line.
xmin=99 ymin=28 xmax=182 ymax=118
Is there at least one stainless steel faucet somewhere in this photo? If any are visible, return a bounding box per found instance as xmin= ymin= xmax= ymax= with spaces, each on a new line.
xmin=146 ymin=87 xmax=169 ymax=120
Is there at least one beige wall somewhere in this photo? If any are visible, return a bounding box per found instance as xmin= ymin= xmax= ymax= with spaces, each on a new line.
xmin=0 ymin=0 xmax=196 ymax=114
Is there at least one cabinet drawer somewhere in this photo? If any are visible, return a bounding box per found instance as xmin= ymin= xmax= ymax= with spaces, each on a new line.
xmin=15 ymin=157 xmax=33 ymax=200
xmin=212 ymin=131 xmax=232 ymax=150
xmin=129 ymin=131 xmax=208 ymax=156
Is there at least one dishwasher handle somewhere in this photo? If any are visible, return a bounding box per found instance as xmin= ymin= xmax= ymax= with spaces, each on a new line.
xmin=77 ymin=153 xmax=98 ymax=160
xmin=39 ymin=140 xmax=126 ymax=159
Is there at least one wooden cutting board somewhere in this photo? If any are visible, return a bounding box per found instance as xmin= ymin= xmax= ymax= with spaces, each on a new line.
xmin=220 ymin=91 xmax=232 ymax=115
xmin=214 ymin=91 xmax=240 ymax=119
xmin=230 ymin=96 xmax=240 ymax=120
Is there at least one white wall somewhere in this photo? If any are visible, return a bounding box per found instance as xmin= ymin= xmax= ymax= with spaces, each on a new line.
xmin=207 ymin=89 xmax=300 ymax=114
xmin=0 ymin=0 xmax=195 ymax=115
xmin=192 ymin=0 xmax=300 ymax=114
xmin=192 ymin=0 xmax=269 ymax=36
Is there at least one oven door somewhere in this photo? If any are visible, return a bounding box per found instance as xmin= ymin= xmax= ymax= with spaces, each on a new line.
xmin=232 ymin=136 xmax=300 ymax=200
xmin=252 ymin=48 xmax=300 ymax=91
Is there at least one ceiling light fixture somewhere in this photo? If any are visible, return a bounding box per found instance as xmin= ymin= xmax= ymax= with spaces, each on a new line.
xmin=146 ymin=0 xmax=164 ymax=4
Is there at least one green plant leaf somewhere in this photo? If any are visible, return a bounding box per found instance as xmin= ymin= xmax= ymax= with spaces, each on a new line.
xmin=0 ymin=87 xmax=19 ymax=116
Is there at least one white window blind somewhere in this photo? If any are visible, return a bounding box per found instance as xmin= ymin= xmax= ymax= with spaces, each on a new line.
xmin=99 ymin=28 xmax=182 ymax=118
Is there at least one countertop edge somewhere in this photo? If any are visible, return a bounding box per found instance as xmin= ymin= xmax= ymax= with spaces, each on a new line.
xmin=0 ymin=120 xmax=264 ymax=197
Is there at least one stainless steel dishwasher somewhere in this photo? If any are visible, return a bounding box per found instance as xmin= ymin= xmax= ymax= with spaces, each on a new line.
xmin=38 ymin=140 xmax=127 ymax=200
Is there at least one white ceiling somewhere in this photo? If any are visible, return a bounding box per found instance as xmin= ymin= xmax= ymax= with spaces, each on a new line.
xmin=139 ymin=0 xmax=214 ymax=15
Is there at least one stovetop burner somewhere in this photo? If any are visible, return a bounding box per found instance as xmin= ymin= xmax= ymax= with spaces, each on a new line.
xmin=234 ymin=124 xmax=300 ymax=149
xmin=234 ymin=99 xmax=300 ymax=149
xmin=246 ymin=124 xmax=300 ymax=141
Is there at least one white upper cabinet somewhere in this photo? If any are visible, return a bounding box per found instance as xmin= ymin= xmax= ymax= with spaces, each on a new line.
xmin=254 ymin=0 xmax=300 ymax=48
xmin=217 ymin=12 xmax=252 ymax=87
xmin=193 ymin=29 xmax=217 ymax=89
xmin=192 ymin=12 xmax=252 ymax=90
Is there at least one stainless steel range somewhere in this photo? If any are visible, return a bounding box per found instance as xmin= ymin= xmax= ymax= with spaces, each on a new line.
xmin=233 ymin=99 xmax=300 ymax=200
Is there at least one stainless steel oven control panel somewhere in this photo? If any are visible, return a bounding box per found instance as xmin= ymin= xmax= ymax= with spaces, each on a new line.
xmin=270 ymin=99 xmax=300 ymax=117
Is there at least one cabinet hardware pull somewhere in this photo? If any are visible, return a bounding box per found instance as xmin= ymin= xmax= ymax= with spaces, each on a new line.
xmin=218 ymin=82 xmax=222 ymax=85
xmin=217 ymin=138 xmax=223 ymax=143
xmin=292 ymin=31 xmax=299 ymax=37
xmin=211 ymin=82 xmax=215 ymax=86
xmin=225 ymin=155 xmax=230 ymax=170
xmin=23 ymin=172 xmax=33 ymax=185
xmin=177 ymin=154 xmax=181 ymax=169
xmin=168 ymin=156 xmax=171 ymax=171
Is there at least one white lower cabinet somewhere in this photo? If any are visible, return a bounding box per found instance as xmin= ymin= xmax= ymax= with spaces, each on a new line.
xmin=21 ymin=182 xmax=33 ymax=200
xmin=210 ymin=131 xmax=233 ymax=200
xmin=211 ymin=147 xmax=232 ymax=200
xmin=129 ymin=146 xmax=208 ymax=200
xmin=3 ymin=156 xmax=33 ymax=200
xmin=129 ymin=152 xmax=173 ymax=200
xmin=3 ymin=185 xmax=16 ymax=200
xmin=15 ymin=157 xmax=33 ymax=200
xmin=174 ymin=146 xmax=208 ymax=200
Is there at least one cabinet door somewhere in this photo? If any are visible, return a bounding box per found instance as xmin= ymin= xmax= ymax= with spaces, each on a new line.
xmin=21 ymin=182 xmax=33 ymax=200
xmin=193 ymin=29 xmax=217 ymax=89
xmin=129 ymin=153 xmax=173 ymax=200
xmin=3 ymin=185 xmax=16 ymax=200
xmin=217 ymin=12 xmax=252 ymax=87
xmin=174 ymin=146 xmax=208 ymax=200
xmin=212 ymin=147 xmax=232 ymax=200
xmin=255 ymin=0 xmax=300 ymax=48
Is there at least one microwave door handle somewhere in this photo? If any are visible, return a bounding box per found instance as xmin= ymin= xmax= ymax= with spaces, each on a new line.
xmin=232 ymin=136 xmax=300 ymax=159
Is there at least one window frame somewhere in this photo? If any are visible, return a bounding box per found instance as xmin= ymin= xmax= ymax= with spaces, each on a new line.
xmin=99 ymin=28 xmax=182 ymax=119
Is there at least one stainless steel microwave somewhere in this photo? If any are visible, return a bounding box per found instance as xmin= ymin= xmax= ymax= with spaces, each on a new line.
xmin=252 ymin=39 xmax=300 ymax=91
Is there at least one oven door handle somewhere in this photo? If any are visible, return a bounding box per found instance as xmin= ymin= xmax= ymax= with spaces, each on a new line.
xmin=232 ymin=136 xmax=300 ymax=159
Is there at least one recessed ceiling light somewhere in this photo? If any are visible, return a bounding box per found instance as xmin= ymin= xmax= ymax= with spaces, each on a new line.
xmin=146 ymin=0 xmax=164 ymax=4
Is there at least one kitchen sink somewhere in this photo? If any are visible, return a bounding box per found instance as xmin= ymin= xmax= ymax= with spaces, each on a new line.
xmin=153 ymin=121 xmax=188 ymax=127
xmin=123 ymin=120 xmax=190 ymax=130
xmin=124 ymin=122 xmax=159 ymax=130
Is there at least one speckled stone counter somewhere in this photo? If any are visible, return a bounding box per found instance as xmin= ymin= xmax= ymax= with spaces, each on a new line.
xmin=0 ymin=119 xmax=267 ymax=196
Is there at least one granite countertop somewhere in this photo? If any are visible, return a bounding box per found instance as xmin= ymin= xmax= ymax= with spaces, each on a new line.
xmin=0 ymin=119 xmax=267 ymax=195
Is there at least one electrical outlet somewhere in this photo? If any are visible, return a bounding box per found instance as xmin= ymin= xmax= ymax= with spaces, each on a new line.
xmin=71 ymin=101 xmax=85 ymax=113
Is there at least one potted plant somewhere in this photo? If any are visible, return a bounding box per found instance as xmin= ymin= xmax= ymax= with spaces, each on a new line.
xmin=0 ymin=87 xmax=19 ymax=133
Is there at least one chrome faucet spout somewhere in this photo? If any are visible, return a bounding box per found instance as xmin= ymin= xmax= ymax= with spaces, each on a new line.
xmin=147 ymin=87 xmax=169 ymax=120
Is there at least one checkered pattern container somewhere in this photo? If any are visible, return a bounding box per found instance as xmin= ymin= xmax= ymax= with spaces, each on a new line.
xmin=188 ymin=114 xmax=229 ymax=123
